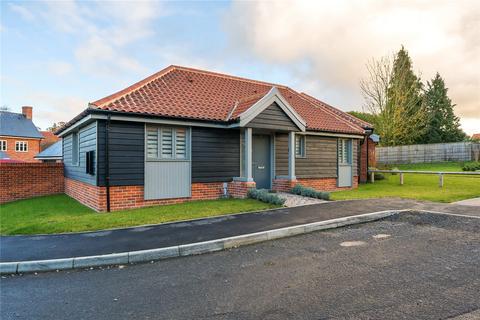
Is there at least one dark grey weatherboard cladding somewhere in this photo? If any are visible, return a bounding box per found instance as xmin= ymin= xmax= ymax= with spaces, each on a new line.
xmin=63 ymin=121 xmax=97 ymax=185
xmin=97 ymin=120 xmax=144 ymax=186
xmin=191 ymin=127 xmax=240 ymax=183
xmin=245 ymin=102 xmax=299 ymax=131
xmin=275 ymin=133 xmax=338 ymax=178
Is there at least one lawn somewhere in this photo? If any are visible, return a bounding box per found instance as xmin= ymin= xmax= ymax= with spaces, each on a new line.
xmin=332 ymin=162 xmax=480 ymax=203
xmin=0 ymin=195 xmax=280 ymax=235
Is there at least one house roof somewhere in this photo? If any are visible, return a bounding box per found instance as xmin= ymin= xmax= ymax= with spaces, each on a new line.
xmin=63 ymin=65 xmax=369 ymax=135
xmin=40 ymin=131 xmax=60 ymax=150
xmin=35 ymin=140 xmax=62 ymax=159
xmin=0 ymin=111 xmax=44 ymax=139
xmin=472 ymin=133 xmax=480 ymax=140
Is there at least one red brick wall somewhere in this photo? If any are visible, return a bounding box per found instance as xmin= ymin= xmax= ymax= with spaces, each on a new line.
xmin=272 ymin=177 xmax=358 ymax=193
xmin=65 ymin=178 xmax=241 ymax=212
xmin=0 ymin=136 xmax=42 ymax=162
xmin=65 ymin=178 xmax=106 ymax=211
xmin=359 ymin=136 xmax=377 ymax=183
xmin=228 ymin=180 xmax=256 ymax=198
xmin=0 ymin=163 xmax=64 ymax=203
xmin=272 ymin=179 xmax=297 ymax=192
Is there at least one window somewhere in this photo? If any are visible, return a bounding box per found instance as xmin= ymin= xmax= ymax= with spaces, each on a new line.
xmin=338 ymin=139 xmax=351 ymax=164
xmin=0 ymin=140 xmax=6 ymax=151
xmin=71 ymin=132 xmax=79 ymax=165
xmin=15 ymin=141 xmax=28 ymax=152
xmin=295 ymin=135 xmax=306 ymax=158
xmin=146 ymin=126 xmax=189 ymax=160
xmin=85 ymin=151 xmax=95 ymax=175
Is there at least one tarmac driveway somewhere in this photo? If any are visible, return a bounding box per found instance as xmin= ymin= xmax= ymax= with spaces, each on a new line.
xmin=1 ymin=211 xmax=479 ymax=319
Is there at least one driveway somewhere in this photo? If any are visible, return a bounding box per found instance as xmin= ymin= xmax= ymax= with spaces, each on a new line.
xmin=1 ymin=198 xmax=478 ymax=262
xmin=1 ymin=211 xmax=479 ymax=320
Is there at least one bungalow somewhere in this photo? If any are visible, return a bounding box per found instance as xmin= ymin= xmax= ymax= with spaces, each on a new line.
xmin=57 ymin=65 xmax=374 ymax=212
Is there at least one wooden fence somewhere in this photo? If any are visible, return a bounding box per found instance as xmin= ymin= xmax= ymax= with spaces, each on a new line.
xmin=376 ymin=142 xmax=480 ymax=164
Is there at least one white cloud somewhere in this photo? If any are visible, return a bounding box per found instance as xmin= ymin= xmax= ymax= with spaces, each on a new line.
xmin=460 ymin=118 xmax=480 ymax=136
xmin=48 ymin=61 xmax=73 ymax=76
xmin=9 ymin=3 xmax=35 ymax=21
xmin=39 ymin=0 xmax=164 ymax=76
xmin=225 ymin=0 xmax=480 ymax=121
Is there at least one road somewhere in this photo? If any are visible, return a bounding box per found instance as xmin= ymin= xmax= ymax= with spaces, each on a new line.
xmin=1 ymin=211 xmax=479 ymax=319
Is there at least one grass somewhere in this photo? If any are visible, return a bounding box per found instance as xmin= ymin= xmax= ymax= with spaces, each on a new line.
xmin=332 ymin=162 xmax=480 ymax=203
xmin=0 ymin=194 xmax=280 ymax=235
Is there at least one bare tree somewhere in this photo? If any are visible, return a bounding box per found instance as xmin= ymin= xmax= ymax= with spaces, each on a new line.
xmin=0 ymin=105 xmax=10 ymax=111
xmin=360 ymin=55 xmax=393 ymax=145
xmin=360 ymin=55 xmax=392 ymax=115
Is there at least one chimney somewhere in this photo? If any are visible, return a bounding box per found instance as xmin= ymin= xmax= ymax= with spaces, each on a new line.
xmin=22 ymin=106 xmax=33 ymax=120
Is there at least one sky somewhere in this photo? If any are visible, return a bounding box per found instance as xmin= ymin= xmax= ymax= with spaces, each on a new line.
xmin=1 ymin=0 xmax=479 ymax=135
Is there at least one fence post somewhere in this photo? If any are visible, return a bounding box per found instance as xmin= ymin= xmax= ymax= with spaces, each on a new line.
xmin=370 ymin=171 xmax=375 ymax=183
xmin=439 ymin=173 xmax=444 ymax=187
xmin=400 ymin=173 xmax=404 ymax=185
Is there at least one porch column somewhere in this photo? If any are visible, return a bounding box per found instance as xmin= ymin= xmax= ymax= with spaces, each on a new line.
xmin=288 ymin=131 xmax=296 ymax=180
xmin=244 ymin=127 xmax=253 ymax=181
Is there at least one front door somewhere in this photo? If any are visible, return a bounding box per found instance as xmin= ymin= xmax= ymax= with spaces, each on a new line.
xmin=338 ymin=139 xmax=352 ymax=187
xmin=252 ymin=135 xmax=271 ymax=189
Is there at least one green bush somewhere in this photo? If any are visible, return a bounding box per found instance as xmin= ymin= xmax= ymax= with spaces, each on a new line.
xmin=247 ymin=189 xmax=286 ymax=206
xmin=462 ymin=162 xmax=480 ymax=171
xmin=374 ymin=172 xmax=385 ymax=180
xmin=390 ymin=167 xmax=400 ymax=175
xmin=290 ymin=184 xmax=330 ymax=200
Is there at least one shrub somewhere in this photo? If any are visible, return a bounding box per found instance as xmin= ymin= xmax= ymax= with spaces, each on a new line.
xmin=462 ymin=162 xmax=480 ymax=171
xmin=247 ymin=189 xmax=286 ymax=206
xmin=390 ymin=167 xmax=400 ymax=175
xmin=290 ymin=184 xmax=330 ymax=200
xmin=374 ymin=172 xmax=385 ymax=180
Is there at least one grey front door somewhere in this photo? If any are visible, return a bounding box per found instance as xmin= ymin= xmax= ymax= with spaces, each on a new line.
xmin=338 ymin=139 xmax=352 ymax=187
xmin=252 ymin=135 xmax=271 ymax=189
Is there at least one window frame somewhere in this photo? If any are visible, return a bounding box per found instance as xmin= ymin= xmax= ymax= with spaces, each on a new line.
xmin=338 ymin=139 xmax=351 ymax=165
xmin=71 ymin=131 xmax=79 ymax=166
xmin=146 ymin=125 xmax=190 ymax=161
xmin=15 ymin=141 xmax=28 ymax=152
xmin=295 ymin=134 xmax=306 ymax=158
xmin=0 ymin=140 xmax=6 ymax=151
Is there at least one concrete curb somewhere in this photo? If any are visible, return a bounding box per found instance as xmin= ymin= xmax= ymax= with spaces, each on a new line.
xmin=0 ymin=210 xmax=402 ymax=275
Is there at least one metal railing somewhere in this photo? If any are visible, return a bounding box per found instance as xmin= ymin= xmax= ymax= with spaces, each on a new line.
xmin=368 ymin=169 xmax=480 ymax=187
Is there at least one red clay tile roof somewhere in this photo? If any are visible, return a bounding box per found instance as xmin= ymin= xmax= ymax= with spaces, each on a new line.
xmin=40 ymin=131 xmax=60 ymax=151
xmin=88 ymin=65 xmax=367 ymax=134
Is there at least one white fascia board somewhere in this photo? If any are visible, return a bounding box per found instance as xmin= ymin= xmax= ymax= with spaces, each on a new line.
xmin=238 ymin=87 xmax=307 ymax=132
xmin=57 ymin=115 xmax=95 ymax=137
xmin=298 ymin=131 xmax=364 ymax=139
xmin=89 ymin=113 xmax=235 ymax=129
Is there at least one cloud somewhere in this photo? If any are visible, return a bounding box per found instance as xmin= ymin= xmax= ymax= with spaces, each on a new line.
xmin=47 ymin=61 xmax=73 ymax=76
xmin=9 ymin=3 xmax=35 ymax=21
xmin=38 ymin=0 xmax=165 ymax=76
xmin=19 ymin=92 xmax=87 ymax=130
xmin=224 ymin=0 xmax=480 ymax=121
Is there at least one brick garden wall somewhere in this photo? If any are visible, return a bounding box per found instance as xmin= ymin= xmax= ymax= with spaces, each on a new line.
xmin=0 ymin=163 xmax=64 ymax=203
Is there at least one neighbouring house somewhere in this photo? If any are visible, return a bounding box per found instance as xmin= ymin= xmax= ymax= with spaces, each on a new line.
xmin=40 ymin=130 xmax=60 ymax=151
xmin=35 ymin=140 xmax=63 ymax=163
xmin=57 ymin=65 xmax=375 ymax=212
xmin=0 ymin=106 xmax=43 ymax=162
xmin=472 ymin=133 xmax=480 ymax=141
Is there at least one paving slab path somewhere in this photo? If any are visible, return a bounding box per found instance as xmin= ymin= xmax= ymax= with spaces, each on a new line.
xmin=1 ymin=198 xmax=478 ymax=262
